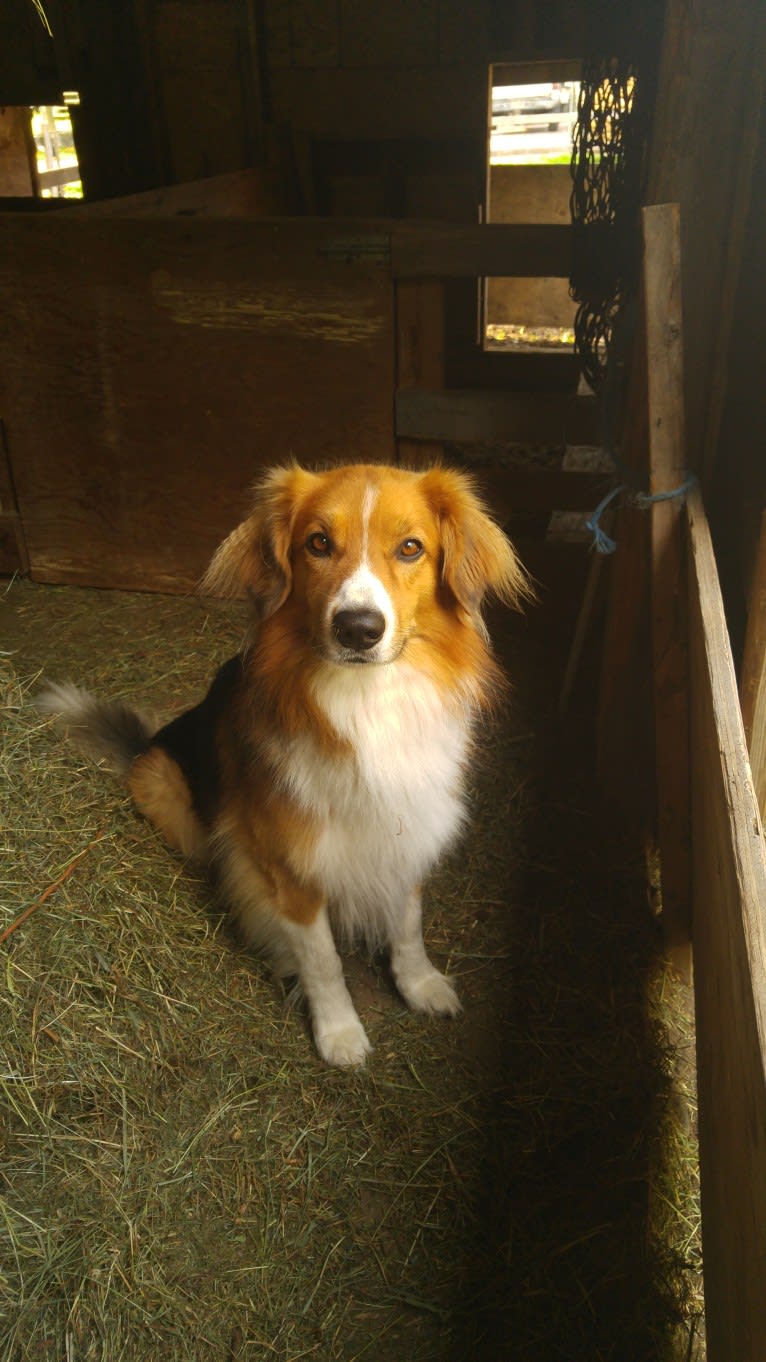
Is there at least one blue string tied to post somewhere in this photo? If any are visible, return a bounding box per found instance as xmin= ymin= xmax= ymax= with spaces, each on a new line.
xmin=585 ymin=473 xmax=698 ymax=555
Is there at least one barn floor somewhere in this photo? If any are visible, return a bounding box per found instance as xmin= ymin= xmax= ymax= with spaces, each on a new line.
xmin=1 ymin=571 xmax=702 ymax=1362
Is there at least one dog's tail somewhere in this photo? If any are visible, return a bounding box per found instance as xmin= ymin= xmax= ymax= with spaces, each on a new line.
xmin=37 ymin=682 xmax=154 ymax=776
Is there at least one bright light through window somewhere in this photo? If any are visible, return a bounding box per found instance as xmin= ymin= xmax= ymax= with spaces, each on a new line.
xmin=31 ymin=103 xmax=83 ymax=198
xmin=490 ymin=81 xmax=580 ymax=166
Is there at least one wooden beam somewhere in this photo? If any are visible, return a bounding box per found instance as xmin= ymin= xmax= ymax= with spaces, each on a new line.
xmin=595 ymin=299 xmax=653 ymax=819
xmin=649 ymin=0 xmax=766 ymax=488
xmin=69 ymin=169 xmax=285 ymax=218
xmin=446 ymin=347 xmax=581 ymax=394
xmin=740 ymin=508 xmax=766 ymax=821
xmin=396 ymin=389 xmax=599 ymax=446
xmin=686 ymin=485 xmax=766 ymax=1362
xmin=643 ymin=202 xmax=691 ymax=962
xmin=37 ymin=165 xmax=81 ymax=191
xmin=391 ymin=222 xmax=576 ymax=278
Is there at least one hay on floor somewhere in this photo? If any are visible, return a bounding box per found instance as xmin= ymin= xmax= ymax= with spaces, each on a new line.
xmin=1 ymin=578 xmax=702 ymax=1361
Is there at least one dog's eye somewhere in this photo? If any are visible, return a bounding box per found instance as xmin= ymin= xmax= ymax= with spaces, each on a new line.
xmin=306 ymin=531 xmax=332 ymax=557
xmin=397 ymin=538 xmax=424 ymax=561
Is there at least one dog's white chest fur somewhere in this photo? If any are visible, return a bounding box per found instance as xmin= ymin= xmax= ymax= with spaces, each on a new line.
xmin=272 ymin=663 xmax=470 ymax=936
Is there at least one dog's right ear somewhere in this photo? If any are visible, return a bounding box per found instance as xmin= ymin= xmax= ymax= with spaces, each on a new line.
xmin=201 ymin=465 xmax=317 ymax=618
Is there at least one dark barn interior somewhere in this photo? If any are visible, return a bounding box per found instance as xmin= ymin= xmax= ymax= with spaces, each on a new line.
xmin=2 ymin=2 xmax=766 ymax=1359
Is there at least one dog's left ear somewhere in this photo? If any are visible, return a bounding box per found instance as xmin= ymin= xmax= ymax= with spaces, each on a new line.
xmin=420 ymin=466 xmax=532 ymax=619
xmin=201 ymin=464 xmax=317 ymax=618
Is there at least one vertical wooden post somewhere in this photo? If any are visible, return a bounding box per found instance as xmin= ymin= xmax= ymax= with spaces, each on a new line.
xmin=642 ymin=202 xmax=691 ymax=968
xmin=595 ymin=312 xmax=653 ymax=816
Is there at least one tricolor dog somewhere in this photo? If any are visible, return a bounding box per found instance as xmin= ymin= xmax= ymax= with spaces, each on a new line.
xmin=40 ymin=463 xmax=529 ymax=1066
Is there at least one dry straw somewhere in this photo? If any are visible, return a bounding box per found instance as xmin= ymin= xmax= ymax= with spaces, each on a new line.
xmin=1 ymin=580 xmax=702 ymax=1361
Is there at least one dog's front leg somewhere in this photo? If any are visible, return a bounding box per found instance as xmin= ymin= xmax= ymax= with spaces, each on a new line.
xmin=389 ymin=889 xmax=461 ymax=1017
xmin=281 ymin=908 xmax=372 ymax=1068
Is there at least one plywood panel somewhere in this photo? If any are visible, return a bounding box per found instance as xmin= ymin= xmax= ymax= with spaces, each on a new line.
xmin=0 ymin=217 xmax=394 ymax=591
xmin=687 ymin=486 xmax=766 ymax=1362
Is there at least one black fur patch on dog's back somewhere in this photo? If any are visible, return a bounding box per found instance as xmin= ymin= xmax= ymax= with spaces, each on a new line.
xmin=153 ymin=655 xmax=243 ymax=826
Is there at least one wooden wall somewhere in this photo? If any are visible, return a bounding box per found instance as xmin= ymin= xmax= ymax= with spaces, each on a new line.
xmin=0 ymin=216 xmax=394 ymax=591
xmin=260 ymin=0 xmax=489 ymax=221
xmin=0 ymin=107 xmax=36 ymax=197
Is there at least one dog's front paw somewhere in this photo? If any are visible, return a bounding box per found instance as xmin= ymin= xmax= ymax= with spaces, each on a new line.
xmin=315 ymin=1018 xmax=372 ymax=1068
xmin=397 ymin=967 xmax=461 ymax=1017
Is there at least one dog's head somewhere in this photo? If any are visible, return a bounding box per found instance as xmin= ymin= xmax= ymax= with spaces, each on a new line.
xmin=202 ymin=463 xmax=530 ymax=666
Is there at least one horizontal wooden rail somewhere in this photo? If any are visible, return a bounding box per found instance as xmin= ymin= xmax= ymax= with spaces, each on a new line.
xmin=396 ymin=388 xmax=599 ymax=446
xmin=391 ymin=222 xmax=574 ymax=278
xmin=37 ymin=165 xmax=80 ymax=190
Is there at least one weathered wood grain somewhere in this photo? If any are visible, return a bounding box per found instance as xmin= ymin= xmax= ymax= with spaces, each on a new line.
xmin=0 ymin=216 xmax=394 ymax=591
xmin=687 ymin=485 xmax=766 ymax=1362
xmin=643 ymin=202 xmax=691 ymax=957
xmin=741 ymin=508 xmax=766 ymax=822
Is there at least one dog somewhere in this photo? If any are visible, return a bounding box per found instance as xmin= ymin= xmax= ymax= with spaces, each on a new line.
xmin=39 ymin=462 xmax=529 ymax=1066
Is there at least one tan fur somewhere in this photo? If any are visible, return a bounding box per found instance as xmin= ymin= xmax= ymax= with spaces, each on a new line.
xmin=129 ymin=748 xmax=206 ymax=859
xmin=56 ymin=462 xmax=529 ymax=1065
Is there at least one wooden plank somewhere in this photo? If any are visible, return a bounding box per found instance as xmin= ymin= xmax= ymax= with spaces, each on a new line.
xmin=0 ymin=106 xmax=36 ymax=197
xmin=0 ymin=216 xmax=394 ymax=592
xmin=395 ymin=280 xmax=445 ymax=468
xmin=0 ymin=419 xmax=29 ymax=576
xmin=686 ymin=485 xmax=766 ymax=1362
xmin=649 ymin=0 xmax=766 ymax=486
xmin=740 ymin=508 xmax=766 ymax=821
xmin=391 ymin=222 xmax=575 ymax=278
xmin=37 ymin=165 xmax=81 ymax=191
xmin=596 ymin=299 xmax=654 ymax=819
xmin=396 ymin=388 xmax=599 ymax=446
xmin=447 ymin=347 xmax=581 ymax=394
xmin=643 ymin=203 xmax=691 ymax=959
xmin=68 ymin=169 xmax=286 ymax=218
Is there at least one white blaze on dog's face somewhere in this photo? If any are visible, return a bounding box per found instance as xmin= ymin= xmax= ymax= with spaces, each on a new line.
xmin=202 ymin=462 xmax=530 ymax=674
xmin=290 ymin=469 xmax=443 ymax=666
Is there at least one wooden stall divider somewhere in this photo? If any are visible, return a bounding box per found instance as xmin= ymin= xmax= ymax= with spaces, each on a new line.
xmin=686 ymin=485 xmax=766 ymax=1362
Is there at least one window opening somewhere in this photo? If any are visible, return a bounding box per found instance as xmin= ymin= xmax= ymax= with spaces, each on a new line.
xmin=485 ymin=65 xmax=580 ymax=354
xmin=32 ymin=100 xmax=82 ymax=199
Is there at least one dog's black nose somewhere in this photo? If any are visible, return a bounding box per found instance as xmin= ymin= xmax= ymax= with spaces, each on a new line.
xmin=332 ymin=608 xmax=386 ymax=651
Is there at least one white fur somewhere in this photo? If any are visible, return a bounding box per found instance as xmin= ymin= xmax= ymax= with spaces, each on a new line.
xmin=325 ymin=563 xmax=397 ymax=662
xmin=272 ymin=661 xmax=469 ymax=943
xmin=280 ymin=909 xmax=373 ymax=1066
xmin=254 ymin=661 xmax=468 ymax=1065
xmin=323 ymin=484 xmax=400 ymax=663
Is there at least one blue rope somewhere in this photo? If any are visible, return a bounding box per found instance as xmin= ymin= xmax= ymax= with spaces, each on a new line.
xmin=586 ymin=474 xmax=697 ymax=555
xmin=634 ymin=473 xmax=697 ymax=509
xmin=580 ymin=302 xmax=698 ymax=552
xmin=585 ymin=485 xmax=623 ymax=554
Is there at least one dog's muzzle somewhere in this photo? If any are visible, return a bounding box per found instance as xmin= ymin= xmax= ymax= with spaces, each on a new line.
xmin=332 ymin=608 xmax=386 ymax=655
